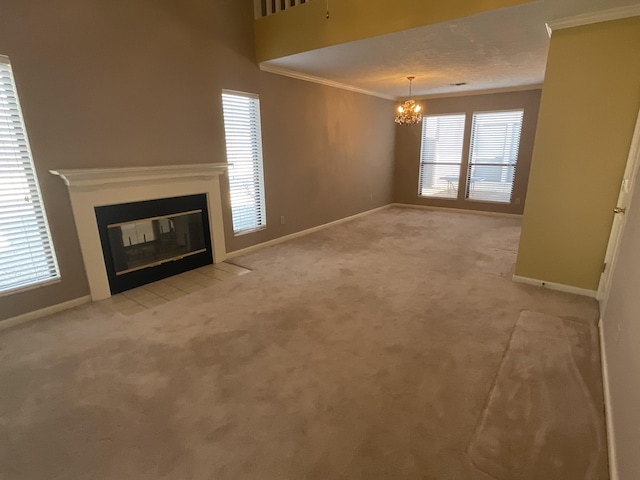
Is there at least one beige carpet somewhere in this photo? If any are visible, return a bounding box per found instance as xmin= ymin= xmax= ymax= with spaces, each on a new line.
xmin=469 ymin=311 xmax=606 ymax=479
xmin=0 ymin=207 xmax=607 ymax=479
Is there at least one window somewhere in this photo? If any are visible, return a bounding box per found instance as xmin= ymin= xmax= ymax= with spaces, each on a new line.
xmin=0 ymin=55 xmax=59 ymax=294
xmin=418 ymin=114 xmax=466 ymax=199
xmin=466 ymin=110 xmax=524 ymax=203
xmin=221 ymin=91 xmax=267 ymax=234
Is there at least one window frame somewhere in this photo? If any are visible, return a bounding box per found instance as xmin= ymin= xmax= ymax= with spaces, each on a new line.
xmin=0 ymin=54 xmax=60 ymax=297
xmin=465 ymin=109 xmax=525 ymax=205
xmin=221 ymin=89 xmax=267 ymax=236
xmin=417 ymin=113 xmax=467 ymax=200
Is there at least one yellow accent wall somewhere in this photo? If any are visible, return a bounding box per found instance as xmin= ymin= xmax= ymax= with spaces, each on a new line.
xmin=515 ymin=17 xmax=640 ymax=291
xmin=255 ymin=0 xmax=533 ymax=62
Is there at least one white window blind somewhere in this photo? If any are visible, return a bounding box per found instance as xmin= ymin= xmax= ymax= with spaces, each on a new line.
xmin=221 ymin=91 xmax=267 ymax=234
xmin=0 ymin=55 xmax=59 ymax=294
xmin=418 ymin=114 xmax=466 ymax=199
xmin=466 ymin=110 xmax=524 ymax=204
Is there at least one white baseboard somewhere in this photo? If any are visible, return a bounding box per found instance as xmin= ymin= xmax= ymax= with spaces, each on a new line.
xmin=511 ymin=275 xmax=598 ymax=298
xmin=226 ymin=205 xmax=392 ymax=259
xmin=599 ymin=319 xmax=619 ymax=480
xmin=0 ymin=295 xmax=92 ymax=332
xmin=391 ymin=202 xmax=522 ymax=219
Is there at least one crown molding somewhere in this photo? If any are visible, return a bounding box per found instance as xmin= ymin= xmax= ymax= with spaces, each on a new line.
xmin=259 ymin=63 xmax=396 ymax=101
xmin=261 ymin=63 xmax=544 ymax=102
xmin=546 ymin=4 xmax=640 ymax=37
xmin=416 ymin=83 xmax=544 ymax=101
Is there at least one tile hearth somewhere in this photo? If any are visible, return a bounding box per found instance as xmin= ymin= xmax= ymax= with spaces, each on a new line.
xmin=102 ymin=262 xmax=250 ymax=316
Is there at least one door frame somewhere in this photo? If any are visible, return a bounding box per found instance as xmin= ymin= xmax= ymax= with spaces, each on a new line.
xmin=597 ymin=106 xmax=640 ymax=312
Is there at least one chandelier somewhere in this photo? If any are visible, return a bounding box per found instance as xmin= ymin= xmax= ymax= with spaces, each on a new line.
xmin=395 ymin=76 xmax=423 ymax=125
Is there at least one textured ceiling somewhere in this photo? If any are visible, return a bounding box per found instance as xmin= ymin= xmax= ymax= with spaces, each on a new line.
xmin=261 ymin=0 xmax=640 ymax=99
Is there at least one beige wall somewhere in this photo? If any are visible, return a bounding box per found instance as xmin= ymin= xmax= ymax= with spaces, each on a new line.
xmin=600 ymin=142 xmax=640 ymax=477
xmin=229 ymin=73 xmax=395 ymax=251
xmin=515 ymin=17 xmax=640 ymax=290
xmin=0 ymin=0 xmax=395 ymax=320
xmin=601 ymin=152 xmax=640 ymax=479
xmin=254 ymin=0 xmax=532 ymax=62
xmin=393 ymin=90 xmax=541 ymax=215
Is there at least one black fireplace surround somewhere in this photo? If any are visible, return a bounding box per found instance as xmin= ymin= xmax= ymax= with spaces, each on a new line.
xmin=95 ymin=194 xmax=213 ymax=294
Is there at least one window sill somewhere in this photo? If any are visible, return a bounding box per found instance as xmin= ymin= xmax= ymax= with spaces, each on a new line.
xmin=417 ymin=195 xmax=457 ymax=200
xmin=463 ymin=198 xmax=512 ymax=205
xmin=233 ymin=225 xmax=267 ymax=237
xmin=0 ymin=276 xmax=62 ymax=298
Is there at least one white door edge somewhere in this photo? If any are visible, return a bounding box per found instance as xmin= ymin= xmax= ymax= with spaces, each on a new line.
xmin=597 ymin=106 xmax=640 ymax=312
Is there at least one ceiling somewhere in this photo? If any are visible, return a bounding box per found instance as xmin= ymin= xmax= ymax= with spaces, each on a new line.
xmin=261 ymin=0 xmax=640 ymax=100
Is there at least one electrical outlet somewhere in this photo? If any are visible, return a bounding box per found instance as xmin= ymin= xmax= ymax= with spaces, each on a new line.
xmin=280 ymin=215 xmax=285 ymax=225
xmin=370 ymin=194 xmax=373 ymax=201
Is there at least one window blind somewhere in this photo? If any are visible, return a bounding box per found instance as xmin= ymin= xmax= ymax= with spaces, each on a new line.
xmin=0 ymin=56 xmax=59 ymax=294
xmin=221 ymin=91 xmax=267 ymax=234
xmin=466 ymin=110 xmax=524 ymax=204
xmin=418 ymin=114 xmax=466 ymax=199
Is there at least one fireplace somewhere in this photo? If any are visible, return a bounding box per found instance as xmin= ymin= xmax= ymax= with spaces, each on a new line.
xmin=95 ymin=194 xmax=213 ymax=294
xmin=50 ymin=164 xmax=228 ymax=301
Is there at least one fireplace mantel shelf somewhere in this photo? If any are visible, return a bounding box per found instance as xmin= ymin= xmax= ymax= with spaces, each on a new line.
xmin=50 ymin=163 xmax=228 ymax=190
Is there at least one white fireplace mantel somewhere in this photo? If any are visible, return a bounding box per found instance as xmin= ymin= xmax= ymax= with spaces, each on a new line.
xmin=51 ymin=163 xmax=229 ymax=301
xmin=51 ymin=163 xmax=228 ymax=190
